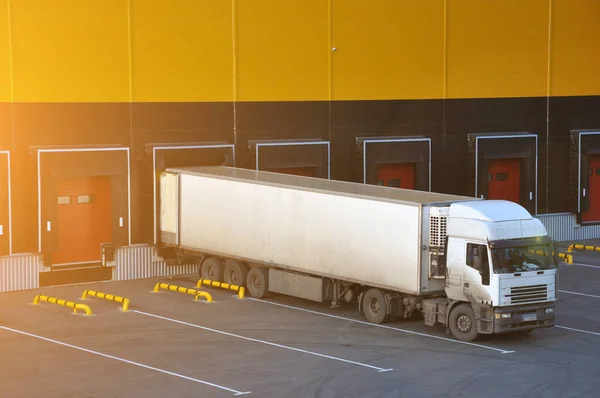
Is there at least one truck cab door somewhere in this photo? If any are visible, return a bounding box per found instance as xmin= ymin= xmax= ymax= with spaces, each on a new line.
xmin=445 ymin=237 xmax=467 ymax=301
xmin=463 ymin=243 xmax=492 ymax=305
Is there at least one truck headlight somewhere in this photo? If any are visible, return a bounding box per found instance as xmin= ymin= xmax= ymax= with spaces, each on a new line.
xmin=545 ymin=308 xmax=554 ymax=314
xmin=495 ymin=313 xmax=511 ymax=319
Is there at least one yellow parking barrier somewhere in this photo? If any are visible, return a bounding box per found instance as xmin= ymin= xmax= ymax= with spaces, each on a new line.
xmin=529 ymin=249 xmax=573 ymax=265
xmin=196 ymin=279 xmax=245 ymax=299
xmin=32 ymin=294 xmax=93 ymax=316
xmin=567 ymin=244 xmax=600 ymax=254
xmin=153 ymin=282 xmax=212 ymax=303
xmin=81 ymin=290 xmax=130 ymax=312
xmin=558 ymin=252 xmax=573 ymax=264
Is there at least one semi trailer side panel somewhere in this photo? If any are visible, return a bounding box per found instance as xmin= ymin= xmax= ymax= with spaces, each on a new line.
xmin=162 ymin=171 xmax=426 ymax=295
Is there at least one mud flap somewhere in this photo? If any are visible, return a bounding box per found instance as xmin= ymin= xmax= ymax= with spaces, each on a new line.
xmin=473 ymin=302 xmax=494 ymax=334
xmin=357 ymin=292 xmax=364 ymax=316
xmin=388 ymin=294 xmax=404 ymax=318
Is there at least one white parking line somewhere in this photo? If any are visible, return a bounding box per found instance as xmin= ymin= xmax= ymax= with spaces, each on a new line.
xmin=570 ymin=263 xmax=600 ymax=269
xmin=556 ymin=325 xmax=600 ymax=337
xmin=559 ymin=290 xmax=600 ymax=299
xmin=247 ymin=298 xmax=515 ymax=355
xmin=0 ymin=326 xmax=251 ymax=396
xmin=133 ymin=310 xmax=393 ymax=373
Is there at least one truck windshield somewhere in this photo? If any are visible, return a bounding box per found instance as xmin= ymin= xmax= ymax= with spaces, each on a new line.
xmin=490 ymin=244 xmax=557 ymax=274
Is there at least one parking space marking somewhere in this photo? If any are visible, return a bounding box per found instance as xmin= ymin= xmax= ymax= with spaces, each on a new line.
xmin=0 ymin=326 xmax=251 ymax=396
xmin=559 ymin=290 xmax=600 ymax=299
xmin=247 ymin=298 xmax=515 ymax=354
xmin=133 ymin=310 xmax=393 ymax=373
xmin=556 ymin=325 xmax=600 ymax=337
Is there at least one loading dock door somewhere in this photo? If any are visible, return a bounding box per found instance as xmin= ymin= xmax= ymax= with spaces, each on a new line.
xmin=376 ymin=163 xmax=415 ymax=189
xmin=53 ymin=176 xmax=112 ymax=265
xmin=488 ymin=159 xmax=521 ymax=203
xmin=487 ymin=158 xmax=521 ymax=203
xmin=0 ymin=152 xmax=9 ymax=255
xmin=583 ymin=155 xmax=600 ymax=222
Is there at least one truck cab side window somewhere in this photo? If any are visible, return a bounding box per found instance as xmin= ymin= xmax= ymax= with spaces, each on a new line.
xmin=466 ymin=243 xmax=490 ymax=286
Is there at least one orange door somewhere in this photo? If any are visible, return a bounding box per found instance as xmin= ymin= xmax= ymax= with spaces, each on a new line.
xmin=53 ymin=176 xmax=112 ymax=265
xmin=275 ymin=167 xmax=316 ymax=177
xmin=487 ymin=158 xmax=521 ymax=203
xmin=583 ymin=155 xmax=600 ymax=222
xmin=376 ymin=163 xmax=415 ymax=189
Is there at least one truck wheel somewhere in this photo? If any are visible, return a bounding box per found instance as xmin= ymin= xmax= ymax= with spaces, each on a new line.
xmin=201 ymin=257 xmax=224 ymax=282
xmin=362 ymin=288 xmax=391 ymax=324
xmin=246 ymin=267 xmax=270 ymax=298
xmin=223 ymin=260 xmax=248 ymax=287
xmin=449 ymin=303 xmax=479 ymax=342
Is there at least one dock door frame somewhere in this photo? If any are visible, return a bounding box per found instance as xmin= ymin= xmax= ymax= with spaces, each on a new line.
xmin=36 ymin=147 xmax=131 ymax=255
xmin=471 ymin=132 xmax=538 ymax=215
xmin=357 ymin=136 xmax=432 ymax=191
xmin=151 ymin=142 xmax=235 ymax=245
xmin=251 ymin=139 xmax=331 ymax=180
xmin=0 ymin=150 xmax=12 ymax=255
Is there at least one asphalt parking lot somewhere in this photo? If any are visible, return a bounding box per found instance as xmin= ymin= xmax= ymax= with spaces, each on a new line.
xmin=1 ymin=252 xmax=600 ymax=398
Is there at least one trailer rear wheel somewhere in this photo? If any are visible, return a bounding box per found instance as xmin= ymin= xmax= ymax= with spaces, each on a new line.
xmin=362 ymin=288 xmax=391 ymax=324
xmin=224 ymin=260 xmax=248 ymax=287
xmin=246 ymin=267 xmax=270 ymax=298
xmin=201 ymin=257 xmax=224 ymax=282
xmin=449 ymin=303 xmax=479 ymax=342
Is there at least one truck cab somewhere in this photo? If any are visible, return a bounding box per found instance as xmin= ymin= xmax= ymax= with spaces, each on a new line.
xmin=427 ymin=200 xmax=557 ymax=341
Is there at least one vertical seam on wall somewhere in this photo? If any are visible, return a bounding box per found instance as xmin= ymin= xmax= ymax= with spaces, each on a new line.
xmin=546 ymin=0 xmax=553 ymax=214
xmin=6 ymin=0 xmax=15 ymax=151
xmin=232 ymin=0 xmax=238 ymax=148
xmin=442 ymin=0 xmax=448 ymax=152
xmin=328 ymin=0 xmax=333 ymax=144
xmin=127 ymin=0 xmax=134 ymax=146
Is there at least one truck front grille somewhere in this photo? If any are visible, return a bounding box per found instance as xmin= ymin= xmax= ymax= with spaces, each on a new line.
xmin=506 ymin=284 xmax=548 ymax=304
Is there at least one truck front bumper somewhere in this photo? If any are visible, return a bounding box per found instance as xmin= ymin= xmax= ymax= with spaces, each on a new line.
xmin=493 ymin=302 xmax=555 ymax=334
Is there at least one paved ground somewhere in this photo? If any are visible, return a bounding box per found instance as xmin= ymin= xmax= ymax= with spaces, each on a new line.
xmin=1 ymin=250 xmax=600 ymax=398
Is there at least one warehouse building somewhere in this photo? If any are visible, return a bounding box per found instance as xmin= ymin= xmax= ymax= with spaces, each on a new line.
xmin=1 ymin=0 xmax=599 ymax=291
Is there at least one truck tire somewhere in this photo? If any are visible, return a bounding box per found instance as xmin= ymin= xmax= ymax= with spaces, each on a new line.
xmin=362 ymin=288 xmax=391 ymax=324
xmin=448 ymin=303 xmax=479 ymax=342
xmin=246 ymin=267 xmax=270 ymax=298
xmin=223 ymin=260 xmax=248 ymax=287
xmin=201 ymin=257 xmax=224 ymax=282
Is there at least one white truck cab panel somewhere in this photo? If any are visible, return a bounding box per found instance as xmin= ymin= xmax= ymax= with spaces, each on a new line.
xmin=433 ymin=199 xmax=557 ymax=339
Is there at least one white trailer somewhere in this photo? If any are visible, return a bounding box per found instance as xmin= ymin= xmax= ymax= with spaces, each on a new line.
xmin=158 ymin=166 xmax=558 ymax=341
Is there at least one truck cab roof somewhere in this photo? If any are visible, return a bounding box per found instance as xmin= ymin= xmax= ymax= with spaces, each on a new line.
xmin=450 ymin=200 xmax=534 ymax=222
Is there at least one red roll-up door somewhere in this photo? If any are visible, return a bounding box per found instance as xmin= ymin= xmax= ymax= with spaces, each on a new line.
xmin=53 ymin=176 xmax=112 ymax=265
xmin=376 ymin=163 xmax=415 ymax=189
xmin=487 ymin=158 xmax=520 ymax=203
xmin=583 ymin=155 xmax=600 ymax=222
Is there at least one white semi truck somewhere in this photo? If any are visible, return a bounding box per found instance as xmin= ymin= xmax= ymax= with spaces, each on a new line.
xmin=158 ymin=166 xmax=557 ymax=341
